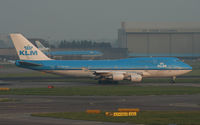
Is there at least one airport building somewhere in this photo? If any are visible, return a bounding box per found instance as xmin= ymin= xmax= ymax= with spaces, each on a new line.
xmin=118 ymin=22 xmax=200 ymax=57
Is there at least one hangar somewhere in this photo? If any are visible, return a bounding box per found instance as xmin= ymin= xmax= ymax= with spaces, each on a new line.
xmin=118 ymin=22 xmax=200 ymax=57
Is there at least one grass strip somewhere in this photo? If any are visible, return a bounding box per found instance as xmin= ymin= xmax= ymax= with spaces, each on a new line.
xmin=0 ymin=98 xmax=18 ymax=102
xmin=0 ymin=86 xmax=200 ymax=96
xmin=0 ymin=72 xmax=60 ymax=78
xmin=32 ymin=111 xmax=200 ymax=125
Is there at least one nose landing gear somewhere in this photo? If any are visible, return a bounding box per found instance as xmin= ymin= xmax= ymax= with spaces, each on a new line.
xmin=171 ymin=76 xmax=176 ymax=83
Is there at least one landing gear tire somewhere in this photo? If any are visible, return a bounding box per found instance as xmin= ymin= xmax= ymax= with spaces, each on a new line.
xmin=113 ymin=81 xmax=119 ymax=84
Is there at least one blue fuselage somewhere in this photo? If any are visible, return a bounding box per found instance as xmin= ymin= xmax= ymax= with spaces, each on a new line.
xmin=15 ymin=57 xmax=192 ymax=70
xmin=15 ymin=57 xmax=192 ymax=78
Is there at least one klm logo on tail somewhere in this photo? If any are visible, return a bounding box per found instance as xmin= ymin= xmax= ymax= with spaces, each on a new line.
xmin=19 ymin=45 xmax=38 ymax=56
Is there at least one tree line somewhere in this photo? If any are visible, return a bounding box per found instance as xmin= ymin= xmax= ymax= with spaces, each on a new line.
xmin=29 ymin=39 xmax=112 ymax=49
xmin=58 ymin=40 xmax=111 ymax=48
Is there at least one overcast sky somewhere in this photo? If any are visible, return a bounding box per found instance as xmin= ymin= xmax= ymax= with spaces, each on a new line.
xmin=0 ymin=0 xmax=200 ymax=40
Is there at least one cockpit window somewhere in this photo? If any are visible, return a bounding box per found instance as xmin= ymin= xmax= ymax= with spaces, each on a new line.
xmin=176 ymin=59 xmax=182 ymax=62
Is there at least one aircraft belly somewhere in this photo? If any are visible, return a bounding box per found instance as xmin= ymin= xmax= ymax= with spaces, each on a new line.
xmin=42 ymin=69 xmax=191 ymax=78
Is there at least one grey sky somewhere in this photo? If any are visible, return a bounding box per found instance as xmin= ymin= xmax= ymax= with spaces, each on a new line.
xmin=0 ymin=0 xmax=200 ymax=40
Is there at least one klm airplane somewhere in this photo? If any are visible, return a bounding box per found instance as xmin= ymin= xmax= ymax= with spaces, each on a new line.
xmin=10 ymin=34 xmax=192 ymax=83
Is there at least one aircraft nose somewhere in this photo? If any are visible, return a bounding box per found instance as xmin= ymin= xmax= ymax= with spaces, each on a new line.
xmin=185 ymin=63 xmax=192 ymax=70
xmin=182 ymin=62 xmax=192 ymax=70
xmin=188 ymin=65 xmax=192 ymax=70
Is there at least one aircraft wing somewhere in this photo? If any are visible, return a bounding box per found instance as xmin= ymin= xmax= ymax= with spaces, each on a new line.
xmin=94 ymin=70 xmax=142 ymax=75
xmin=94 ymin=71 xmax=126 ymax=75
xmin=91 ymin=70 xmax=143 ymax=82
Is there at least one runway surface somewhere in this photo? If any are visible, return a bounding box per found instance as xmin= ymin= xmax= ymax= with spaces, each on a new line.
xmin=1 ymin=79 xmax=200 ymax=88
xmin=1 ymin=66 xmax=200 ymax=124
xmin=0 ymin=95 xmax=200 ymax=125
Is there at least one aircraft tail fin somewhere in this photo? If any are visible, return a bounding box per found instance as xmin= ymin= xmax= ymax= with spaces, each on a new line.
xmin=35 ymin=40 xmax=50 ymax=52
xmin=35 ymin=40 xmax=46 ymax=49
xmin=10 ymin=33 xmax=51 ymax=60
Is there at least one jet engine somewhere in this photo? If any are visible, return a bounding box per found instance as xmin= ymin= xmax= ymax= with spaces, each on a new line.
xmin=112 ymin=73 xmax=124 ymax=81
xmin=130 ymin=73 xmax=142 ymax=82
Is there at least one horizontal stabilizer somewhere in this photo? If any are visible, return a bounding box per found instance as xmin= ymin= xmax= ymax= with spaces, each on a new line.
xmin=18 ymin=61 xmax=43 ymax=66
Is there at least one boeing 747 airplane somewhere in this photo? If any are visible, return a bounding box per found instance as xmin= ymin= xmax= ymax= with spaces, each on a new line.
xmin=10 ymin=34 xmax=192 ymax=83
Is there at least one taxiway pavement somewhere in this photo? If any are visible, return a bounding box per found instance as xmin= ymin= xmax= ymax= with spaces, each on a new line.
xmin=0 ymin=66 xmax=200 ymax=124
xmin=0 ymin=94 xmax=200 ymax=125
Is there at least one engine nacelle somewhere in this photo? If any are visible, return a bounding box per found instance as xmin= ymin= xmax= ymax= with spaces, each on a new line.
xmin=130 ymin=74 xmax=142 ymax=82
xmin=112 ymin=73 xmax=124 ymax=81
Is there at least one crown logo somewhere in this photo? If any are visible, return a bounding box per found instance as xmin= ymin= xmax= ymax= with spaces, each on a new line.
xmin=24 ymin=45 xmax=33 ymax=50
